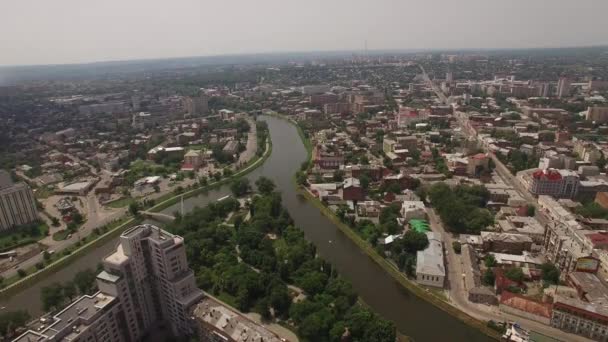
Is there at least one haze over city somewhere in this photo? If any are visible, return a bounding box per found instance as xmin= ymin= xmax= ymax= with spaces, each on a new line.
xmin=1 ymin=0 xmax=608 ymax=66
xmin=4 ymin=1 xmax=608 ymax=342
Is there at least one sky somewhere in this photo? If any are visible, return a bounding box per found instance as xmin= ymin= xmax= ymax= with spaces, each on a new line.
xmin=1 ymin=0 xmax=608 ymax=66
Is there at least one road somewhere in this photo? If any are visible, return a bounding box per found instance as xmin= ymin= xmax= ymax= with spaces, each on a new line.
xmin=422 ymin=65 xmax=532 ymax=203
xmin=419 ymin=64 xmax=449 ymax=105
xmin=427 ymin=208 xmax=590 ymax=341
xmin=418 ymin=64 xmax=586 ymax=339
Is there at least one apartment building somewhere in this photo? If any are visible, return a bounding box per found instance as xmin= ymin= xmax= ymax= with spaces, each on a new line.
xmin=100 ymin=224 xmax=204 ymax=340
xmin=0 ymin=170 xmax=39 ymax=231
xmin=526 ymin=168 xmax=579 ymax=199
xmin=13 ymin=292 xmax=125 ymax=342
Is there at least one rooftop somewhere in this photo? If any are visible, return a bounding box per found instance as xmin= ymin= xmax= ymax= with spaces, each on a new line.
xmin=192 ymin=297 xmax=284 ymax=342
xmin=500 ymin=291 xmax=552 ymax=319
xmin=416 ymin=232 xmax=445 ymax=277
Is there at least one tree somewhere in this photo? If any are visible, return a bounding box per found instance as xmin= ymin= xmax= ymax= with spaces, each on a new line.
xmin=128 ymin=202 xmax=140 ymax=216
xmin=230 ymin=178 xmax=251 ymax=197
xmin=504 ymin=267 xmax=524 ymax=282
xmin=359 ymin=174 xmax=371 ymax=190
xmin=484 ymin=254 xmax=497 ymax=268
xmin=43 ymin=250 xmax=51 ymax=261
xmin=333 ymin=170 xmax=345 ymax=182
xmin=17 ymin=269 xmax=26 ymax=278
xmin=452 ymin=241 xmax=461 ymax=254
xmin=74 ymin=269 xmax=97 ymax=295
xmin=72 ymin=212 xmax=83 ymax=224
xmin=268 ymin=284 xmax=291 ymax=317
xmin=41 ymin=283 xmax=65 ymax=311
xmin=400 ymin=230 xmax=429 ymax=254
xmin=63 ymin=282 xmax=77 ymax=301
xmin=51 ymin=217 xmax=60 ymax=227
xmin=483 ymin=269 xmax=495 ymax=286
xmin=296 ymin=171 xmax=307 ymax=186
xmin=0 ymin=310 xmax=30 ymax=336
xmin=540 ymin=262 xmax=560 ymax=285
xmin=153 ymin=184 xmax=160 ymax=193
xmin=255 ymin=177 xmax=276 ymax=195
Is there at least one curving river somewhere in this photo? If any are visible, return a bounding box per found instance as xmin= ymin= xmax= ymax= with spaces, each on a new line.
xmin=1 ymin=116 xmax=489 ymax=341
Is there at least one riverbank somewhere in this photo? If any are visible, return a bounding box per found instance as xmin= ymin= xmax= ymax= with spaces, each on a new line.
xmin=298 ymin=188 xmax=501 ymax=340
xmin=269 ymin=112 xmax=501 ymax=340
xmin=0 ymin=216 xmax=140 ymax=300
xmin=0 ymin=121 xmax=272 ymax=301
xmin=148 ymin=136 xmax=272 ymax=214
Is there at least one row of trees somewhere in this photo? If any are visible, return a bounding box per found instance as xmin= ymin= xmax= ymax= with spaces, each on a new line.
xmin=168 ymin=180 xmax=396 ymax=341
xmin=41 ymin=268 xmax=99 ymax=311
xmin=428 ymin=183 xmax=494 ymax=234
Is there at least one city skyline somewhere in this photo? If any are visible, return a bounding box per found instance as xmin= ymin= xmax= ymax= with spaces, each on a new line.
xmin=1 ymin=0 xmax=608 ymax=66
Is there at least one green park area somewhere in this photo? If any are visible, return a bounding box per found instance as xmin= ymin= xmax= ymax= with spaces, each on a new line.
xmin=0 ymin=223 xmax=48 ymax=252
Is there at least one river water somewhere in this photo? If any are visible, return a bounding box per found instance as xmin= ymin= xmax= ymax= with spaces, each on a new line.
xmin=2 ymin=116 xmax=489 ymax=341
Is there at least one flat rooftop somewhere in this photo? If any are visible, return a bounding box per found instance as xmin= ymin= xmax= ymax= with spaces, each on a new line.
xmin=192 ymin=297 xmax=284 ymax=342
xmin=13 ymin=293 xmax=116 ymax=342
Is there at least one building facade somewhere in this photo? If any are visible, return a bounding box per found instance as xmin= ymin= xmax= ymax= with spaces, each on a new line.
xmin=0 ymin=171 xmax=38 ymax=231
xmin=551 ymin=295 xmax=608 ymax=341
xmin=14 ymin=224 xmax=204 ymax=342
xmin=528 ymin=169 xmax=579 ymax=199
xmin=100 ymin=224 xmax=204 ymax=340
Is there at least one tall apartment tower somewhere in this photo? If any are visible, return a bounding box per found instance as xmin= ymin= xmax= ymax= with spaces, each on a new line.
xmin=183 ymin=92 xmax=209 ymax=117
xmin=556 ymin=77 xmax=571 ymax=98
xmin=99 ymin=224 xmax=203 ymax=340
xmin=0 ymin=170 xmax=38 ymax=231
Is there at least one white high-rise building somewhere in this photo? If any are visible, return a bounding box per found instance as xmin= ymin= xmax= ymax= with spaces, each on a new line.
xmin=556 ymin=77 xmax=571 ymax=98
xmin=13 ymin=224 xmax=204 ymax=342
xmin=100 ymin=224 xmax=204 ymax=340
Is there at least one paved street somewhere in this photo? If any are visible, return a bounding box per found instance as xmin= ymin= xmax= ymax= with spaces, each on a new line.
xmin=427 ymin=207 xmax=590 ymax=341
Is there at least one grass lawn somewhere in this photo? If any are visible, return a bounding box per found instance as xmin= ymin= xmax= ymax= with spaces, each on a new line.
xmin=106 ymin=196 xmax=136 ymax=208
xmin=52 ymin=229 xmax=71 ymax=241
xmin=34 ymin=186 xmax=54 ymax=199
xmin=0 ymin=223 xmax=49 ymax=250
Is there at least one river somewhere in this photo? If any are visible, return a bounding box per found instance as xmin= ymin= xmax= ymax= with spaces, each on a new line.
xmin=2 ymin=116 xmax=489 ymax=341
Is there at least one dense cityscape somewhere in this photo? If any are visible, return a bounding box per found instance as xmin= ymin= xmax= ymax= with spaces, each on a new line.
xmin=1 ymin=46 xmax=608 ymax=342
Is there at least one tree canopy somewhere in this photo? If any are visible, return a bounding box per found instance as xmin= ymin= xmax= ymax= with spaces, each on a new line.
xmin=428 ymin=183 xmax=494 ymax=234
xmin=230 ymin=178 xmax=251 ymax=197
xmin=165 ymin=191 xmax=396 ymax=341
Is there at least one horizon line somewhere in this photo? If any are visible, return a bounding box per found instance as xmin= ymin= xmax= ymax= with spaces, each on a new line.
xmin=1 ymin=44 xmax=608 ymax=69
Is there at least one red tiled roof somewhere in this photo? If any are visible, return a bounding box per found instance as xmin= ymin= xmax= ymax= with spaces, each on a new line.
xmin=586 ymin=232 xmax=608 ymax=247
xmin=471 ymin=153 xmax=487 ymax=160
xmin=500 ymin=291 xmax=552 ymax=318
xmin=532 ymin=169 xmax=562 ymax=181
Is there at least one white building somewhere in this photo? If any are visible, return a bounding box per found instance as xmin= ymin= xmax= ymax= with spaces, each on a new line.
xmin=415 ymin=232 xmax=445 ymax=288
xmin=13 ymin=224 xmax=205 ymax=342
xmin=401 ymin=201 xmax=427 ymax=221
xmin=99 ymin=224 xmax=204 ymax=339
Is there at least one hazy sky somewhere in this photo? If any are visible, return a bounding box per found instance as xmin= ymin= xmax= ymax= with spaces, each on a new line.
xmin=1 ymin=0 xmax=607 ymax=66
